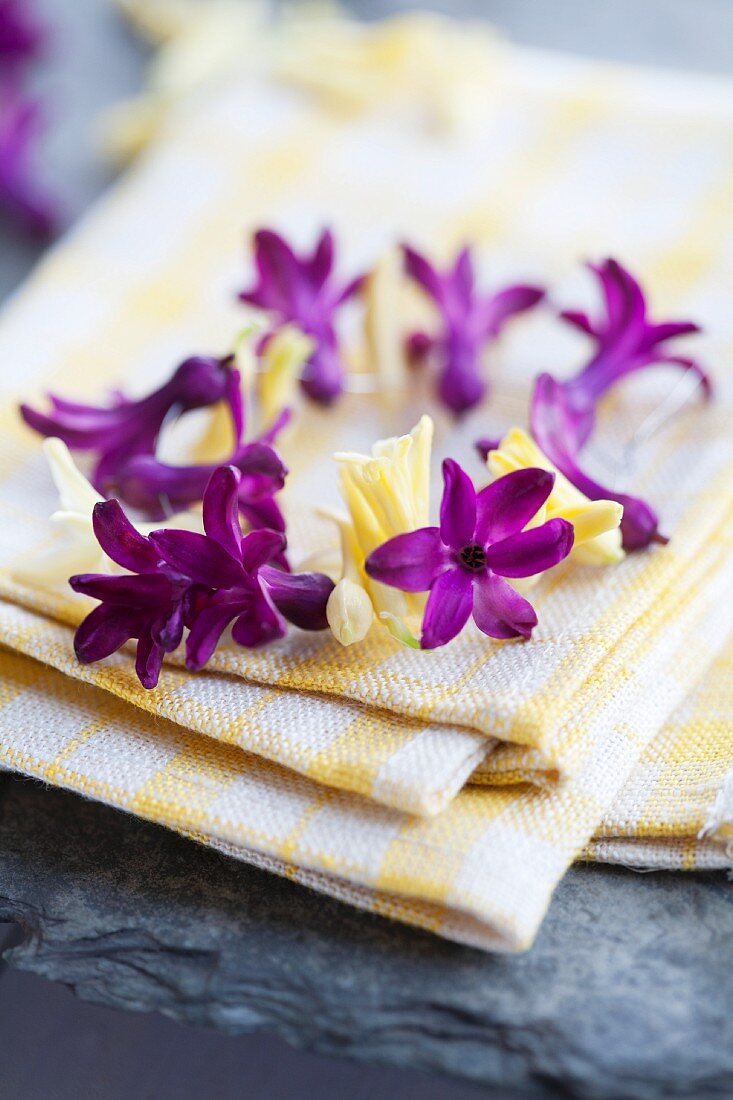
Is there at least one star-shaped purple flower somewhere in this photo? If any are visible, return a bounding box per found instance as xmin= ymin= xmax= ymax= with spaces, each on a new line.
xmin=70 ymin=500 xmax=190 ymax=689
xmin=530 ymin=258 xmax=711 ymax=549
xmin=366 ymin=461 xmax=573 ymax=649
xmin=403 ymin=244 xmax=544 ymax=415
xmin=149 ymin=466 xmax=333 ymax=671
xmin=21 ymin=355 xmax=243 ymax=496
xmin=70 ymin=467 xmax=334 ymax=688
xmin=238 ymin=228 xmax=364 ymax=405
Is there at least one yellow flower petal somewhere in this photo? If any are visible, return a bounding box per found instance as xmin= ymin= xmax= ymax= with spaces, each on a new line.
xmin=487 ymin=427 xmax=625 ymax=566
xmin=329 ymin=416 xmax=433 ymax=645
xmin=258 ymin=325 xmax=314 ymax=428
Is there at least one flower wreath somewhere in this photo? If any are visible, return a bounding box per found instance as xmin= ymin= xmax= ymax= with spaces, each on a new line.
xmin=17 ymin=229 xmax=710 ymax=688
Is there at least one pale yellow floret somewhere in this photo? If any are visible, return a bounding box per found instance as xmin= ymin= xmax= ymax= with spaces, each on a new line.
xmin=325 ymin=414 xmax=433 ymax=646
xmin=258 ymin=326 xmax=314 ymax=428
xmin=487 ymin=427 xmax=624 ymax=567
xmin=10 ymin=439 xmax=199 ymax=591
xmin=362 ymin=248 xmax=408 ymax=394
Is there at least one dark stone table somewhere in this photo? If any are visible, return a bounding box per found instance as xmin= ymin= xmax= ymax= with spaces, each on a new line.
xmin=1 ymin=773 xmax=731 ymax=1099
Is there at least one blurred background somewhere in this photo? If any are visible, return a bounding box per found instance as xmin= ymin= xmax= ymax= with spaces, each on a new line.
xmin=1 ymin=1 xmax=731 ymax=1096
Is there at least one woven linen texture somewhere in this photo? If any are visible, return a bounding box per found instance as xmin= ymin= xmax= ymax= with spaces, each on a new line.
xmin=0 ymin=628 xmax=730 ymax=953
xmin=0 ymin=23 xmax=731 ymax=949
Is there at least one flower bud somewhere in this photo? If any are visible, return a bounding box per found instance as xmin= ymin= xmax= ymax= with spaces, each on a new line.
xmin=327 ymin=577 xmax=374 ymax=646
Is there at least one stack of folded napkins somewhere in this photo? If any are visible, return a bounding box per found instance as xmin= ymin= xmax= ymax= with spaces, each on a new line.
xmin=0 ymin=6 xmax=730 ymax=952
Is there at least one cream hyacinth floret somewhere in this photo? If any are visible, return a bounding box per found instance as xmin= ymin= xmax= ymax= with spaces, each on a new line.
xmin=486 ymin=427 xmax=624 ymax=567
xmin=325 ymin=414 xmax=433 ymax=647
xmin=10 ymin=439 xmax=199 ymax=590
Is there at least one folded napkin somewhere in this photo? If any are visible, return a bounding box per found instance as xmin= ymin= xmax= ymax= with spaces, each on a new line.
xmin=0 ymin=627 xmax=730 ymax=952
xmin=0 ymin=10 xmax=732 ymax=950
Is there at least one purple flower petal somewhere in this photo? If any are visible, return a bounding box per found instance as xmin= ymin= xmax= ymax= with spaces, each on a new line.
xmin=437 ymin=335 xmax=486 ymax=415
xmin=202 ymin=465 xmax=243 ymax=561
xmin=403 ymin=242 xmax=544 ymax=414
xmin=239 ymin=528 xmax=287 ymax=573
xmin=231 ymin=582 xmax=287 ymax=648
xmin=239 ymin=493 xmax=287 ymax=536
xmin=306 ymin=228 xmax=335 ymax=287
xmin=300 ymin=340 xmax=344 ymax=405
xmin=92 ymin=500 xmax=161 ymax=573
xmin=69 ymin=571 xmax=172 ymax=605
xmin=365 ymin=527 xmax=447 ymax=592
xmin=239 ymin=227 xmax=361 ymax=405
xmin=0 ymin=84 xmax=56 ymax=239
xmin=73 ymin=603 xmax=149 ymax=664
xmin=558 ymin=308 xmax=595 ymax=337
xmin=486 ymin=517 xmax=574 ymax=578
xmin=21 ymin=354 xmax=241 ymax=496
xmin=116 ymin=441 xmax=286 ymax=520
xmin=531 ymin=369 xmax=669 ymax=550
xmin=477 ymin=284 xmax=545 ymax=339
xmin=474 ymin=436 xmax=501 ymax=463
xmin=475 ymin=467 xmax=555 ymax=545
xmin=185 ymin=590 xmax=249 ymax=671
xmin=420 ymin=568 xmax=473 ymax=650
xmin=261 ymin=566 xmax=333 ymax=631
xmin=615 ymin=493 xmax=666 ymax=551
xmin=135 ymin=634 xmax=165 ymax=690
xmin=473 ymin=572 xmax=538 ymax=640
xmin=402 ymin=243 xmax=447 ymax=304
xmin=150 ymin=601 xmax=185 ymax=653
xmin=452 ymin=247 xmax=475 ymax=303
xmin=0 ymin=0 xmax=45 ymax=65
xmin=149 ymin=529 xmax=244 ymax=589
xmin=557 ymin=258 xmax=711 ymax=410
xmin=440 ymin=458 xmax=476 ymax=548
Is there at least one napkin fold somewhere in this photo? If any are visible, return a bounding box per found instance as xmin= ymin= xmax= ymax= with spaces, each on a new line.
xmin=0 ymin=624 xmax=730 ymax=952
xmin=0 ymin=10 xmax=732 ymax=950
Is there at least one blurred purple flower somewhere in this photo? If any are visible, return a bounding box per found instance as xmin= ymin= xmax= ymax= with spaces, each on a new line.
xmin=150 ymin=466 xmax=334 ymax=670
xmin=403 ymin=244 xmax=544 ymax=415
xmin=0 ymin=81 xmax=55 ymax=237
xmin=366 ymin=460 xmax=573 ymax=649
xmin=239 ymin=228 xmax=364 ymax=405
xmin=0 ymin=0 xmax=45 ymax=67
xmin=70 ymin=500 xmax=189 ymax=689
xmin=531 ymin=259 xmax=710 ymax=549
xmin=21 ymin=355 xmax=242 ymax=496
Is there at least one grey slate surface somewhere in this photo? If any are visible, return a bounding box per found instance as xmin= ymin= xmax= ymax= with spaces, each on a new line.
xmin=1 ymin=774 xmax=732 ymax=1099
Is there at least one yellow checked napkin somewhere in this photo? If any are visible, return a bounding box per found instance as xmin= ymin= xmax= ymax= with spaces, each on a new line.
xmin=0 ymin=9 xmax=732 ymax=949
xmin=0 ymin=628 xmax=730 ymax=952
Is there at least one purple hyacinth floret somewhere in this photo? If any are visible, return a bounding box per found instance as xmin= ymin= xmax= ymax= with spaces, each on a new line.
xmin=21 ymin=355 xmax=243 ymax=497
xmin=531 ymin=258 xmax=710 ymax=549
xmin=70 ymin=500 xmax=190 ymax=689
xmin=116 ymin=405 xmax=290 ymax=530
xmin=366 ymin=460 xmax=573 ymax=649
xmin=71 ymin=467 xmax=334 ymax=688
xmin=0 ymin=81 xmax=55 ymax=237
xmin=239 ymin=228 xmax=364 ymax=405
xmin=403 ymin=244 xmax=544 ymax=415
xmin=149 ymin=466 xmax=334 ymax=670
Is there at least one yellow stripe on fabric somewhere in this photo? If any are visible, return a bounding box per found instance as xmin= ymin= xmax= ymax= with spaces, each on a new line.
xmin=130 ymin=735 xmax=247 ymax=820
xmin=505 ymin=456 xmax=733 ymax=759
xmin=376 ymin=784 xmax=523 ymax=902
